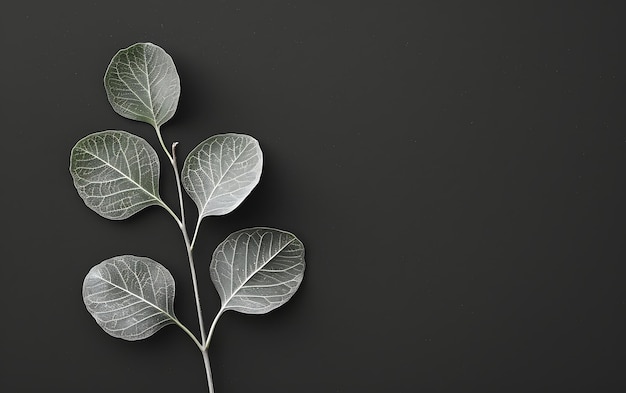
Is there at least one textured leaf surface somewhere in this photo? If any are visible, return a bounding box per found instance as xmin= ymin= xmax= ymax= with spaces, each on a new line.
xmin=104 ymin=42 xmax=180 ymax=127
xmin=182 ymin=134 xmax=262 ymax=218
xmin=83 ymin=255 xmax=176 ymax=341
xmin=69 ymin=130 xmax=162 ymax=220
xmin=210 ymin=228 xmax=305 ymax=314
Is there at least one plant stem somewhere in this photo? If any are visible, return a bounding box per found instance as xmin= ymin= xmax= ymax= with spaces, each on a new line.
xmin=185 ymin=241 xmax=208 ymax=342
xmin=190 ymin=218 xmax=202 ymax=249
xmin=202 ymin=349 xmax=215 ymax=393
xmin=201 ymin=310 xmax=225 ymax=393
xmin=204 ymin=309 xmax=225 ymax=351
xmin=173 ymin=317 xmax=203 ymax=350
xmin=160 ymin=202 xmax=183 ymax=227
xmin=154 ymin=127 xmax=216 ymax=392
xmin=171 ymin=143 xmax=207 ymax=337
xmin=155 ymin=125 xmax=174 ymax=163
xmin=170 ymin=141 xmax=214 ymax=393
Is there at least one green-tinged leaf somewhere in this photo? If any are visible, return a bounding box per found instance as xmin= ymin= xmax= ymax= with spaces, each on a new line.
xmin=210 ymin=228 xmax=305 ymax=314
xmin=104 ymin=42 xmax=180 ymax=128
xmin=69 ymin=130 xmax=163 ymax=220
xmin=82 ymin=255 xmax=177 ymax=341
xmin=182 ymin=133 xmax=263 ymax=219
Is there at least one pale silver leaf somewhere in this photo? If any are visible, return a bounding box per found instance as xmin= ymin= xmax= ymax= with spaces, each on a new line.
xmin=82 ymin=255 xmax=176 ymax=341
xmin=69 ymin=130 xmax=163 ymax=220
xmin=104 ymin=42 xmax=180 ymax=127
xmin=182 ymin=133 xmax=262 ymax=219
xmin=210 ymin=227 xmax=305 ymax=314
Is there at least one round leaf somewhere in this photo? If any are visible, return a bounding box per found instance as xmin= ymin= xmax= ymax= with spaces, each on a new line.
xmin=182 ymin=133 xmax=263 ymax=219
xmin=104 ymin=42 xmax=180 ymax=128
xmin=69 ymin=130 xmax=163 ymax=220
xmin=82 ymin=255 xmax=177 ymax=341
xmin=210 ymin=228 xmax=305 ymax=314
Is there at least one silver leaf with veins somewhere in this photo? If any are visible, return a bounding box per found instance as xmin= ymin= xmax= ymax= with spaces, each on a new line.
xmin=210 ymin=228 xmax=305 ymax=314
xmin=104 ymin=42 xmax=180 ymax=128
xmin=69 ymin=130 xmax=163 ymax=220
xmin=82 ymin=255 xmax=177 ymax=341
xmin=182 ymin=133 xmax=263 ymax=219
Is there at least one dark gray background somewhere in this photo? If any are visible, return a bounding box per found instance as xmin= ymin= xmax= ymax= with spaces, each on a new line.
xmin=2 ymin=1 xmax=626 ymax=392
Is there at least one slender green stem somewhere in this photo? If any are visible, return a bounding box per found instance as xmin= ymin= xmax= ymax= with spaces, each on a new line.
xmin=153 ymin=125 xmax=182 ymax=228
xmin=173 ymin=317 xmax=203 ymax=350
xmin=154 ymin=127 xmax=216 ymax=392
xmin=171 ymin=144 xmax=207 ymax=339
xmin=170 ymin=141 xmax=214 ymax=393
xmin=155 ymin=125 xmax=174 ymax=163
xmin=160 ymin=201 xmax=183 ymax=228
xmin=200 ymin=310 xmax=225 ymax=393
xmin=180 ymin=198 xmax=213 ymax=391
xmin=170 ymin=142 xmax=188 ymax=233
xmin=202 ymin=349 xmax=214 ymax=393
xmin=185 ymin=239 xmax=208 ymax=342
xmin=190 ymin=218 xmax=202 ymax=250
xmin=203 ymin=309 xmax=225 ymax=351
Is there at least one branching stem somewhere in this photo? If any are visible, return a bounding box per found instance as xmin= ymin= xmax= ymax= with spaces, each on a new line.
xmin=159 ymin=134 xmax=215 ymax=393
xmin=173 ymin=317 xmax=203 ymax=350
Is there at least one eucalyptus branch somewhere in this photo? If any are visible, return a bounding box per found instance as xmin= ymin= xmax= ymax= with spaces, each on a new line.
xmin=71 ymin=42 xmax=306 ymax=393
xmin=166 ymin=127 xmax=213 ymax=390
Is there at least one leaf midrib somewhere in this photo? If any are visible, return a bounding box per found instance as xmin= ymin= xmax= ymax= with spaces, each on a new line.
xmin=79 ymin=147 xmax=161 ymax=205
xmin=223 ymin=236 xmax=297 ymax=309
xmin=141 ymin=44 xmax=158 ymax=126
xmin=198 ymin=138 xmax=255 ymax=216
xmin=95 ymin=273 xmax=175 ymax=324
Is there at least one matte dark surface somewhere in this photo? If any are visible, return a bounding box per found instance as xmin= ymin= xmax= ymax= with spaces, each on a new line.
xmin=2 ymin=1 xmax=626 ymax=392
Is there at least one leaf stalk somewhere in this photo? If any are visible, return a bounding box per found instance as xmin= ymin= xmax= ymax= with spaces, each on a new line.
xmin=203 ymin=309 xmax=225 ymax=351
